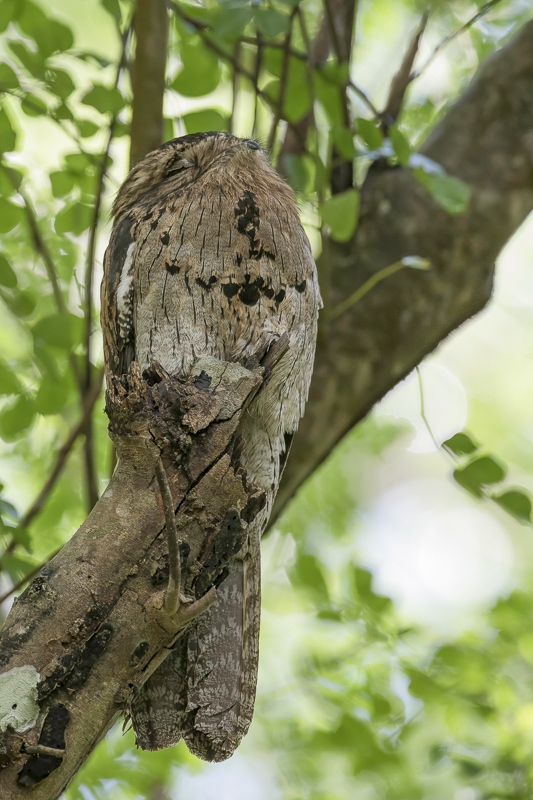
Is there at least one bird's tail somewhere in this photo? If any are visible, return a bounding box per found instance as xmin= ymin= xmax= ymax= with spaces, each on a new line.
xmin=130 ymin=549 xmax=261 ymax=761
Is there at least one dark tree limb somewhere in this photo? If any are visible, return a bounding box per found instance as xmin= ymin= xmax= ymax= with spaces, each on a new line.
xmin=0 ymin=355 xmax=275 ymax=799
xmin=274 ymin=19 xmax=533 ymax=521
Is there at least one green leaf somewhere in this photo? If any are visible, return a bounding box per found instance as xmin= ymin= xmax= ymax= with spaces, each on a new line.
xmin=493 ymin=490 xmax=532 ymax=523
xmin=356 ymin=117 xmax=383 ymax=150
xmin=0 ymin=164 xmax=21 ymax=197
xmin=20 ymin=92 xmax=48 ymax=117
xmin=0 ymin=393 xmax=36 ymax=441
xmin=64 ymin=152 xmax=92 ymax=173
xmin=414 ymin=168 xmax=470 ymax=215
xmin=443 ymin=432 xmax=479 ymax=456
xmin=0 ymin=197 xmax=23 ymax=232
xmin=389 ymin=126 xmax=411 ymax=166
xmin=101 ymin=0 xmax=122 ymax=22
xmin=278 ymin=153 xmax=314 ymax=194
xmin=0 ymin=497 xmax=19 ymax=520
xmin=0 ymin=359 xmax=21 ymax=395
xmin=352 ymin=567 xmax=391 ymax=613
xmin=0 ymin=0 xmax=22 ymax=33
xmin=211 ymin=3 xmax=254 ymax=38
xmin=0 ymin=63 xmax=20 ymax=90
xmin=0 ymin=253 xmax=17 ymax=288
xmin=75 ymin=119 xmax=99 ymax=139
xmin=54 ymin=202 xmax=93 ymax=235
xmin=171 ymin=42 xmax=222 ymax=97
xmin=35 ymin=371 xmax=71 ymax=414
xmin=49 ymin=170 xmax=77 ymax=198
xmin=45 ymin=67 xmax=75 ymax=99
xmin=290 ymin=553 xmax=329 ymax=603
xmin=315 ymin=67 xmax=346 ymax=128
xmin=331 ymin=126 xmax=355 ymax=160
xmin=255 ymin=6 xmax=289 ymax=37
xmin=265 ymin=57 xmax=311 ymax=123
xmin=183 ymin=109 xmax=229 ymax=135
xmin=453 ymin=456 xmax=506 ymax=498
xmin=82 ymin=84 xmax=125 ymax=114
xmin=2 ymin=288 xmax=36 ymax=317
xmin=32 ymin=312 xmax=81 ymax=349
xmin=319 ymin=189 xmax=359 ymax=242
xmin=18 ymin=3 xmax=73 ymax=57
xmin=7 ymin=40 xmax=46 ymax=78
xmin=47 ymin=19 xmax=74 ymax=53
xmin=0 ymin=106 xmax=17 ymax=152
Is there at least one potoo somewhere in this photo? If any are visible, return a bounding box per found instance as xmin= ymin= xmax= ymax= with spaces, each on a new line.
xmin=101 ymin=132 xmax=321 ymax=762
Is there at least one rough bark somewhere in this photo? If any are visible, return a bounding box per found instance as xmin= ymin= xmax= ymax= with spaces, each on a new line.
xmin=129 ymin=0 xmax=169 ymax=168
xmin=0 ymin=351 xmax=282 ymax=799
xmin=274 ymin=19 xmax=533 ymax=520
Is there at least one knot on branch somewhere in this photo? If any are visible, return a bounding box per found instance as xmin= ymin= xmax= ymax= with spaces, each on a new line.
xmin=105 ymin=357 xmax=264 ymax=461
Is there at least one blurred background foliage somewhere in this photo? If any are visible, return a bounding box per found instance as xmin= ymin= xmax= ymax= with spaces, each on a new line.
xmin=1 ymin=0 xmax=533 ymax=797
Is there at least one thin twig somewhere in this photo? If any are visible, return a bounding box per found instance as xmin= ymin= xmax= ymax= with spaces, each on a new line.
xmin=82 ymin=24 xmax=130 ymax=511
xmin=0 ymin=370 xmax=104 ymax=567
xmin=322 ymin=0 xmax=344 ymax=64
xmin=0 ymin=89 xmax=106 ymax=170
xmin=322 ymin=0 xmax=351 ymax=129
xmin=267 ymin=9 xmax=297 ymax=152
xmin=169 ymin=0 xmax=312 ymax=156
xmin=381 ymin=12 xmax=428 ymax=129
xmin=252 ymin=32 xmax=263 ymax=138
xmin=415 ymin=366 xmax=442 ymax=452
xmin=229 ymin=39 xmax=241 ymax=134
xmin=347 ymin=79 xmax=380 ymax=118
xmin=24 ymin=745 xmax=66 ymax=758
xmin=154 ymin=458 xmax=181 ymax=616
xmin=412 ymin=0 xmax=505 ymax=81
xmin=83 ymin=132 xmax=111 ymax=509
xmin=328 ymin=257 xmax=430 ymax=320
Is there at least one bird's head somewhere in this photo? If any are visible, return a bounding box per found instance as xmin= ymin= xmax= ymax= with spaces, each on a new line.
xmin=112 ymin=132 xmax=291 ymax=220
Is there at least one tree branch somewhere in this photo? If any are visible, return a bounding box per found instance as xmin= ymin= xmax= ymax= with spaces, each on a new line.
xmin=0 ymin=353 xmax=278 ymax=798
xmin=274 ymin=19 xmax=533 ymax=521
xmin=82 ymin=23 xmax=131 ymax=511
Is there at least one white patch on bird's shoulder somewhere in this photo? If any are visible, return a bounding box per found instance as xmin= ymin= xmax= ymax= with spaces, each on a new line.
xmin=117 ymin=242 xmax=136 ymax=342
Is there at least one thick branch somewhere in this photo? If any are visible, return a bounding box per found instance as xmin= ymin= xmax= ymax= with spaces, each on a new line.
xmin=0 ymin=356 xmax=273 ymax=799
xmin=274 ymin=19 xmax=533 ymax=519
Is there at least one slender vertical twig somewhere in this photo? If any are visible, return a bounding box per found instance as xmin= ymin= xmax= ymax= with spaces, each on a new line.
xmin=251 ymin=32 xmax=263 ymax=138
xmin=154 ymin=458 xmax=181 ymax=616
xmin=229 ymin=40 xmax=241 ymax=134
xmin=82 ymin=23 xmax=131 ymax=511
xmin=267 ymin=9 xmax=297 ymax=152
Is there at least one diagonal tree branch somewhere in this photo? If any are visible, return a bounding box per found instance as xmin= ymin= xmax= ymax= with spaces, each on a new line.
xmin=273 ymin=19 xmax=533 ymax=521
xmin=0 ymin=355 xmax=277 ymax=799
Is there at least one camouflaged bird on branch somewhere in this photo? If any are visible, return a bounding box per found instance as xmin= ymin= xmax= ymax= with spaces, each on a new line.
xmin=101 ymin=131 xmax=321 ymax=761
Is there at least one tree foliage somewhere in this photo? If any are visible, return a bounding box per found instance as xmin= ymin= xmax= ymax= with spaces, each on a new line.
xmin=1 ymin=0 xmax=533 ymax=797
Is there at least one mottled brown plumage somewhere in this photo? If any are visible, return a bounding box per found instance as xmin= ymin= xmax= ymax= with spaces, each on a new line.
xmin=101 ymin=131 xmax=321 ymax=761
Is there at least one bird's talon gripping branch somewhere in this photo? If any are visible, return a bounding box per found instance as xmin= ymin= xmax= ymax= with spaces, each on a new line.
xmin=154 ymin=457 xmax=181 ymax=616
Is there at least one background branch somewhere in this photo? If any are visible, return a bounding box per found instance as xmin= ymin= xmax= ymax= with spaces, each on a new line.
xmin=273 ymin=19 xmax=533 ymax=520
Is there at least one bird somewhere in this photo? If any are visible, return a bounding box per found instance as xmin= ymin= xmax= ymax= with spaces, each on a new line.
xmin=101 ymin=131 xmax=321 ymax=762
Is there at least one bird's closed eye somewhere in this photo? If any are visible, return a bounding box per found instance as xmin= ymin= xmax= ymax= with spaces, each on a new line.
xmin=167 ymin=158 xmax=191 ymax=178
